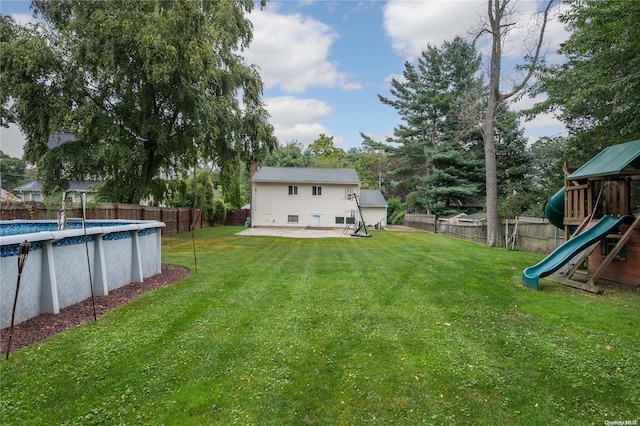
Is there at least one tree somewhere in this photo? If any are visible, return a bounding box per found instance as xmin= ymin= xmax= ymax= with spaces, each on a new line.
xmin=480 ymin=0 xmax=554 ymax=246
xmin=529 ymin=136 xmax=568 ymax=194
xmin=418 ymin=143 xmax=484 ymax=215
xmin=307 ymin=134 xmax=346 ymax=168
xmin=263 ymin=141 xmax=310 ymax=167
xmin=0 ymin=0 xmax=276 ymax=204
xmin=531 ymin=0 xmax=640 ymax=160
xmin=0 ymin=150 xmax=28 ymax=190
xmin=378 ymin=36 xmax=485 ymax=212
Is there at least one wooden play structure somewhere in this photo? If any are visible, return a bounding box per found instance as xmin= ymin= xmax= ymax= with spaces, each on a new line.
xmin=523 ymin=139 xmax=640 ymax=292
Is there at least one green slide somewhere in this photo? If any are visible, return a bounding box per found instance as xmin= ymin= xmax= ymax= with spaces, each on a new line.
xmin=544 ymin=187 xmax=565 ymax=229
xmin=522 ymin=215 xmax=635 ymax=289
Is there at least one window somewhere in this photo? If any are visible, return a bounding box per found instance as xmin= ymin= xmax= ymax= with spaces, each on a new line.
xmin=288 ymin=215 xmax=299 ymax=223
xmin=600 ymin=238 xmax=627 ymax=260
xmin=345 ymin=187 xmax=354 ymax=198
xmin=313 ymin=186 xmax=322 ymax=196
xmin=335 ymin=216 xmax=356 ymax=225
xmin=288 ymin=185 xmax=298 ymax=196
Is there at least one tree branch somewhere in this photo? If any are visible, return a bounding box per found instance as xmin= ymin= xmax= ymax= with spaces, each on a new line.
xmin=500 ymin=0 xmax=555 ymax=101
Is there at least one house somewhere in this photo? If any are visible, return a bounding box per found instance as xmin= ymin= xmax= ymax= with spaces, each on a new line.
xmin=13 ymin=180 xmax=103 ymax=203
xmin=1 ymin=188 xmax=19 ymax=201
xmin=251 ymin=167 xmax=387 ymax=229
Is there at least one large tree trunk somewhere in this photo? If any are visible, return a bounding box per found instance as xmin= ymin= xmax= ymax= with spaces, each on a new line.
xmin=483 ymin=0 xmax=504 ymax=247
xmin=482 ymin=0 xmax=554 ymax=247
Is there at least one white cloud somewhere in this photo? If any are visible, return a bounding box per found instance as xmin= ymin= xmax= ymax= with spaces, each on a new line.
xmin=264 ymin=96 xmax=334 ymax=146
xmin=383 ymin=0 xmax=569 ymax=64
xmin=11 ymin=13 xmax=37 ymax=26
xmin=383 ymin=0 xmax=485 ymax=59
xmin=511 ymin=93 xmax=566 ymax=144
xmin=245 ymin=8 xmax=356 ymax=93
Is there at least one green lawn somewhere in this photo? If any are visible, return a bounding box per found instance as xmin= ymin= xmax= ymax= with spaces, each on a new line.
xmin=1 ymin=227 xmax=639 ymax=425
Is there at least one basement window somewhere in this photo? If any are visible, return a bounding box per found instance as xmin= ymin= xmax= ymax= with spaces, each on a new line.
xmin=288 ymin=215 xmax=299 ymax=224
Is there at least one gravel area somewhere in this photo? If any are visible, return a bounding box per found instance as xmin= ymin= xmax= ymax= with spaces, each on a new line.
xmin=1 ymin=263 xmax=190 ymax=354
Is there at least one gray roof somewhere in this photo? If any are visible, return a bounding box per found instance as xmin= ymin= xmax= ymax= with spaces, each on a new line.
xmin=47 ymin=133 xmax=76 ymax=149
xmin=359 ymin=189 xmax=387 ymax=207
xmin=252 ymin=167 xmax=360 ymax=185
xmin=14 ymin=180 xmax=104 ymax=192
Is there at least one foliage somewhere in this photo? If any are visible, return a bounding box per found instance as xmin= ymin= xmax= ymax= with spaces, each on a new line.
xmin=418 ymin=144 xmax=484 ymax=216
xmin=307 ymin=134 xmax=347 ymax=168
xmin=165 ymin=168 xmax=219 ymax=221
xmin=263 ymin=141 xmax=311 ymax=167
xmin=1 ymin=228 xmax=639 ymax=425
xmin=531 ymin=0 xmax=640 ymax=159
xmin=211 ymin=198 xmax=228 ymax=224
xmin=345 ymin=146 xmax=386 ymax=191
xmin=220 ymin=159 xmax=244 ymax=209
xmin=0 ymin=1 xmax=276 ymax=204
xmin=0 ymin=150 xmax=28 ymax=190
xmin=377 ymin=36 xmax=486 ymax=213
xmin=386 ymin=197 xmax=405 ymax=225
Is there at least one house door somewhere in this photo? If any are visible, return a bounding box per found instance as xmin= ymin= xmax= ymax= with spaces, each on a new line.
xmin=311 ymin=214 xmax=321 ymax=227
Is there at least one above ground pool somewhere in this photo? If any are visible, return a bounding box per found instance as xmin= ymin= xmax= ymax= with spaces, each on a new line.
xmin=0 ymin=219 xmax=165 ymax=328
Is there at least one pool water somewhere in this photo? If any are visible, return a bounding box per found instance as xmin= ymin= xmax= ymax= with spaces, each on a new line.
xmin=0 ymin=220 xmax=132 ymax=237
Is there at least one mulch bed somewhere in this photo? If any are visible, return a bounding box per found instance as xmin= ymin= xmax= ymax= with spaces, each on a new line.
xmin=1 ymin=263 xmax=190 ymax=355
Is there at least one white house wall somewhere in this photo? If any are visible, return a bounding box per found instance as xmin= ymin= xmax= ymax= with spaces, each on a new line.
xmin=252 ymin=182 xmax=360 ymax=227
xmin=362 ymin=207 xmax=387 ymax=228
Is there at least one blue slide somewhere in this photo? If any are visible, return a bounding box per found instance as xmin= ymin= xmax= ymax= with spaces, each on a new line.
xmin=522 ymin=215 xmax=635 ymax=289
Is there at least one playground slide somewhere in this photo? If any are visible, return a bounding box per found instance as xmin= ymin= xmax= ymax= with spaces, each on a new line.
xmin=544 ymin=188 xmax=565 ymax=229
xmin=522 ymin=215 xmax=635 ymax=289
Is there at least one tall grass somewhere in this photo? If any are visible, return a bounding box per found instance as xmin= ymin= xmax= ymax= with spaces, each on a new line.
xmin=1 ymin=227 xmax=638 ymax=425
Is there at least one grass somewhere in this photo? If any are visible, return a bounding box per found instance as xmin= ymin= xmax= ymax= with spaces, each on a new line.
xmin=1 ymin=227 xmax=639 ymax=425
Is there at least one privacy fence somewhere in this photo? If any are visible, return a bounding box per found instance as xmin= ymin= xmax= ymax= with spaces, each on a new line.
xmin=404 ymin=214 xmax=565 ymax=253
xmin=0 ymin=201 xmax=224 ymax=235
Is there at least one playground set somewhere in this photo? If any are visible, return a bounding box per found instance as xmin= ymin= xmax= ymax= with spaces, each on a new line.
xmin=522 ymin=139 xmax=640 ymax=292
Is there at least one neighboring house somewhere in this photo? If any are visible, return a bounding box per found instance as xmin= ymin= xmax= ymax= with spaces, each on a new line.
xmin=251 ymin=167 xmax=387 ymax=229
xmin=1 ymin=188 xmax=19 ymax=201
xmin=13 ymin=180 xmax=103 ymax=203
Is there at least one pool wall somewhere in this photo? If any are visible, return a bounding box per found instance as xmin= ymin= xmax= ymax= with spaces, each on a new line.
xmin=0 ymin=220 xmax=164 ymax=328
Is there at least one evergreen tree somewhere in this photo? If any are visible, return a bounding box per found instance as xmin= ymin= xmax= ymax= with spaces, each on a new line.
xmin=378 ymin=36 xmax=485 ymax=213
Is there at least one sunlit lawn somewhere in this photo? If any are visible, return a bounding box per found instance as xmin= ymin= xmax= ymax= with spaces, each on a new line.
xmin=1 ymin=226 xmax=639 ymax=425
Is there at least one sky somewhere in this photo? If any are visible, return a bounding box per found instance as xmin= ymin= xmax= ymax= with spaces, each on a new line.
xmin=0 ymin=0 xmax=570 ymax=160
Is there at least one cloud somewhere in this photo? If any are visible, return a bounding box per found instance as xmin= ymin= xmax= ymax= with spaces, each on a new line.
xmin=245 ymin=8 xmax=358 ymax=93
xmin=510 ymin=93 xmax=566 ymax=144
xmin=11 ymin=13 xmax=38 ymax=26
xmin=383 ymin=0 xmax=485 ymax=59
xmin=264 ymin=96 xmax=334 ymax=146
xmin=383 ymin=0 xmax=569 ymax=64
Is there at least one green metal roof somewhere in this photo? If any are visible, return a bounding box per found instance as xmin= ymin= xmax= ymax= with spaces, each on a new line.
xmin=566 ymin=139 xmax=640 ymax=180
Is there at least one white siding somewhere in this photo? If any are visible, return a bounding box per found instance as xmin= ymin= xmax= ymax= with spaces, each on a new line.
xmin=252 ymin=182 xmax=359 ymax=227
xmin=362 ymin=206 xmax=387 ymax=228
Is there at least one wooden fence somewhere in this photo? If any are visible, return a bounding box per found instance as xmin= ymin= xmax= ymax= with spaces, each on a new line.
xmin=224 ymin=208 xmax=250 ymax=226
xmin=0 ymin=201 xmax=218 ymax=235
xmin=404 ymin=214 xmax=565 ymax=253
